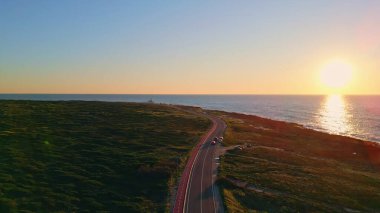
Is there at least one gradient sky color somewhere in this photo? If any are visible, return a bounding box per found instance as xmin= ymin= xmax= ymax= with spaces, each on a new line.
xmin=1 ymin=0 xmax=380 ymax=94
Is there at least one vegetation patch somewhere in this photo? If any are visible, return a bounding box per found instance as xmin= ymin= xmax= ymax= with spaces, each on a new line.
xmin=0 ymin=101 xmax=210 ymax=212
xmin=213 ymin=111 xmax=380 ymax=213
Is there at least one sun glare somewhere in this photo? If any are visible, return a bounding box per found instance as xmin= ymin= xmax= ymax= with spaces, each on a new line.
xmin=320 ymin=60 xmax=353 ymax=89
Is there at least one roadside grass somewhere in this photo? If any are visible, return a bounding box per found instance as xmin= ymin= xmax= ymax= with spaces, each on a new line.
xmin=212 ymin=111 xmax=380 ymax=213
xmin=0 ymin=101 xmax=210 ymax=212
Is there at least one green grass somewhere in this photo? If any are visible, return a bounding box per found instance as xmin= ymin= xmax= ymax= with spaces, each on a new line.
xmin=0 ymin=100 xmax=210 ymax=212
xmin=212 ymin=111 xmax=380 ymax=213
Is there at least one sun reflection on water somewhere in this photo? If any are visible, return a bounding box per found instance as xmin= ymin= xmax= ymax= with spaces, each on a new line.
xmin=319 ymin=95 xmax=352 ymax=135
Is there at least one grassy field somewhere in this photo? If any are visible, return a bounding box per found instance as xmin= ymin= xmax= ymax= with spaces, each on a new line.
xmin=212 ymin=111 xmax=380 ymax=213
xmin=0 ymin=101 xmax=210 ymax=212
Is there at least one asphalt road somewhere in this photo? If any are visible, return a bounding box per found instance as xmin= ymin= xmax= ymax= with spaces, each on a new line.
xmin=173 ymin=112 xmax=226 ymax=213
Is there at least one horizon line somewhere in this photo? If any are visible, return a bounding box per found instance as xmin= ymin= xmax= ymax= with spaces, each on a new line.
xmin=1 ymin=93 xmax=380 ymax=96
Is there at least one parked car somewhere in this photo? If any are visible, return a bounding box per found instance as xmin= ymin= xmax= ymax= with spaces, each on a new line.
xmin=211 ymin=140 xmax=216 ymax=145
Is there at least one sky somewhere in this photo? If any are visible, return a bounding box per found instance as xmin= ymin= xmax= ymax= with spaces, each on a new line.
xmin=1 ymin=0 xmax=379 ymax=94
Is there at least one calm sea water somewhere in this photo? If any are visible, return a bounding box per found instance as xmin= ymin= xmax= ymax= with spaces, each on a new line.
xmin=1 ymin=94 xmax=379 ymax=143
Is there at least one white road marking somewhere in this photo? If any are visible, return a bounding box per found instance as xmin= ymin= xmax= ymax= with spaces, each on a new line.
xmin=200 ymin=142 xmax=211 ymax=213
xmin=212 ymin=146 xmax=217 ymax=213
xmin=185 ymin=141 xmax=204 ymax=213
xmin=180 ymin=115 xmax=226 ymax=213
xmin=184 ymin=117 xmax=217 ymax=213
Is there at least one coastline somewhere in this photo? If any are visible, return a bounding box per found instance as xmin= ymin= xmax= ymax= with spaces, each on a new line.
xmin=2 ymin=94 xmax=379 ymax=143
xmin=175 ymin=103 xmax=380 ymax=147
xmin=1 ymin=98 xmax=378 ymax=145
xmin=200 ymin=104 xmax=380 ymax=144
xmin=211 ymin=108 xmax=380 ymax=212
xmin=209 ymin=108 xmax=380 ymax=168
xmin=212 ymin=109 xmax=380 ymax=146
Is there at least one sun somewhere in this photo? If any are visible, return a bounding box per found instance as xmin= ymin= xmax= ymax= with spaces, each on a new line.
xmin=320 ymin=60 xmax=353 ymax=89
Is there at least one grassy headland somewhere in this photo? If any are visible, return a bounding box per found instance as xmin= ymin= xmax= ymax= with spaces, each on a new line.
xmin=0 ymin=101 xmax=210 ymax=212
xmin=212 ymin=111 xmax=380 ymax=212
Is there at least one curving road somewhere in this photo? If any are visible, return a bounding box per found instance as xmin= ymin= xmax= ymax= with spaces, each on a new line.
xmin=173 ymin=112 xmax=226 ymax=213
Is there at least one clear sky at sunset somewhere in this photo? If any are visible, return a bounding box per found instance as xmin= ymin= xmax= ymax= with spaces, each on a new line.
xmin=1 ymin=0 xmax=379 ymax=94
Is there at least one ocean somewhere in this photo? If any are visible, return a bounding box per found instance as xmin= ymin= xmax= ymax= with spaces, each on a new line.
xmin=1 ymin=94 xmax=379 ymax=143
